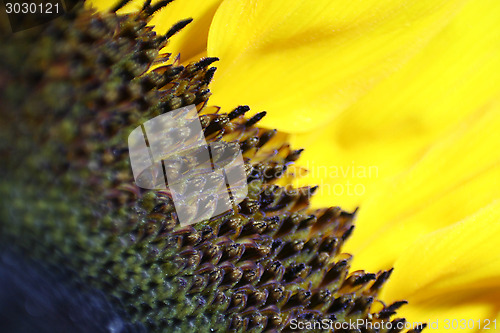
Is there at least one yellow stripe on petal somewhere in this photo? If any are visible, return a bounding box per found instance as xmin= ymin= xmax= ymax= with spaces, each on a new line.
xmin=288 ymin=126 xmax=428 ymax=211
xmin=207 ymin=0 xmax=468 ymax=133
xmin=380 ymin=201 xmax=500 ymax=330
xmin=288 ymin=0 xmax=500 ymax=212
xmin=334 ymin=0 xmax=500 ymax=162
xmin=344 ymin=100 xmax=500 ymax=271
xmin=381 ymin=200 xmax=500 ymax=301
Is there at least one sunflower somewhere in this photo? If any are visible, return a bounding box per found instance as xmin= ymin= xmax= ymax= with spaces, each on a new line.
xmin=1 ymin=0 xmax=498 ymax=332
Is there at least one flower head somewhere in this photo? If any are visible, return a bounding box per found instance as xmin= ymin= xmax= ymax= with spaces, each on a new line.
xmin=1 ymin=0 xmax=499 ymax=332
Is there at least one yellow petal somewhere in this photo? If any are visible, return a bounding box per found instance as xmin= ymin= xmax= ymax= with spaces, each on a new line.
xmin=382 ymin=200 xmax=500 ymax=302
xmin=148 ymin=0 xmax=223 ymax=62
xmin=344 ymin=100 xmax=500 ymax=272
xmin=288 ymin=0 xmax=500 ymax=211
xmin=87 ymin=0 xmax=223 ymax=62
xmin=380 ymin=201 xmax=500 ymax=331
xmin=288 ymin=125 xmax=427 ymax=211
xmin=86 ymin=0 xmax=142 ymax=12
xmin=329 ymin=0 xmax=500 ymax=172
xmin=207 ymin=0 xmax=468 ymax=133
